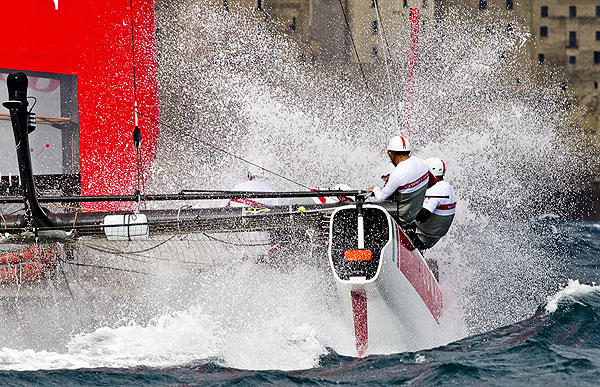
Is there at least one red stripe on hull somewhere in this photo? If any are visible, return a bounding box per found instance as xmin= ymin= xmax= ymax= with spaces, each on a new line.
xmin=400 ymin=227 xmax=442 ymax=322
xmin=395 ymin=224 xmax=443 ymax=321
xmin=229 ymin=198 xmax=266 ymax=207
xmin=396 ymin=227 xmax=400 ymax=268
xmin=351 ymin=289 xmax=368 ymax=357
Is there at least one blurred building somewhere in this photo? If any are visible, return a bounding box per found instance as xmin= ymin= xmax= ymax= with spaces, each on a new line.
xmin=156 ymin=0 xmax=600 ymax=139
xmin=334 ymin=0 xmax=436 ymax=64
xmin=438 ymin=0 xmax=600 ymax=141
xmin=159 ymin=0 xmax=434 ymax=64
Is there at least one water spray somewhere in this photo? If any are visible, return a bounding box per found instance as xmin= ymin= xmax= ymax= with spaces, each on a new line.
xmin=406 ymin=8 xmax=420 ymax=135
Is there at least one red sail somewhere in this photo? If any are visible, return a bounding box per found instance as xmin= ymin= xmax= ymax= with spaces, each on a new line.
xmin=0 ymin=1 xmax=159 ymax=210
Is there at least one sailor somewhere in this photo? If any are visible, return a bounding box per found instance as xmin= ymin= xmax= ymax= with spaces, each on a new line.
xmin=221 ymin=166 xmax=282 ymax=207
xmin=412 ymin=158 xmax=456 ymax=250
xmin=367 ymin=136 xmax=437 ymax=225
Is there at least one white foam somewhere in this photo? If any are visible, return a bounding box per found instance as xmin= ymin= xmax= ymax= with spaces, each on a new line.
xmin=1 ymin=2 xmax=593 ymax=371
xmin=537 ymin=213 xmax=561 ymax=221
xmin=0 ymin=262 xmax=345 ymax=371
xmin=415 ymin=354 xmax=428 ymax=364
xmin=545 ymin=279 xmax=600 ymax=313
xmin=0 ymin=306 xmax=331 ymax=371
xmin=0 ymin=308 xmax=222 ymax=371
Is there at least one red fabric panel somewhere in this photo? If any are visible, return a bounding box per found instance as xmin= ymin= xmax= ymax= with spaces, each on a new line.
xmin=0 ymin=1 xmax=159 ymax=211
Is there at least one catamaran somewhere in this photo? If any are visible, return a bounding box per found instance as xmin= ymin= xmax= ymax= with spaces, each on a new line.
xmin=0 ymin=1 xmax=441 ymax=357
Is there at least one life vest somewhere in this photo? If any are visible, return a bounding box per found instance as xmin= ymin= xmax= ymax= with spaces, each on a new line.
xmin=415 ymin=180 xmax=457 ymax=248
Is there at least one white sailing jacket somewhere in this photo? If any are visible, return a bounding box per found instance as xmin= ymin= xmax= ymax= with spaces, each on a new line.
xmin=415 ymin=179 xmax=457 ymax=249
xmin=422 ymin=180 xmax=456 ymax=216
xmin=372 ymin=156 xmax=436 ymax=202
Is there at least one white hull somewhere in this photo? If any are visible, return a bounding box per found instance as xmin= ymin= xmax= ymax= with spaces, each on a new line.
xmin=328 ymin=204 xmax=442 ymax=356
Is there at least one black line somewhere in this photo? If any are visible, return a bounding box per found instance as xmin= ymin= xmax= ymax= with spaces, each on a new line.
xmin=203 ymin=233 xmax=271 ymax=247
xmin=337 ymin=0 xmax=372 ymax=96
xmin=374 ymin=0 xmax=394 ymax=61
xmin=129 ymin=0 xmax=138 ymax=104
xmin=59 ymin=257 xmax=149 ymax=275
xmin=136 ymin=110 xmax=312 ymax=189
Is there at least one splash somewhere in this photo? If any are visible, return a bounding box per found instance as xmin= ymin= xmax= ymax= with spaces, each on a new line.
xmin=545 ymin=279 xmax=600 ymax=313
xmin=151 ymin=2 xmax=594 ymax=337
xmin=0 ymin=1 xmax=596 ymax=371
xmin=0 ymin=262 xmax=344 ymax=371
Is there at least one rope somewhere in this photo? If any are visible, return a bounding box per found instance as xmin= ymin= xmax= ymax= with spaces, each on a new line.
xmin=57 ymin=254 xmax=84 ymax=326
xmin=337 ymin=0 xmax=376 ymax=107
xmin=7 ymin=207 xmax=26 ymax=216
xmin=96 ymin=235 xmax=177 ymax=255
xmin=41 ymin=203 xmax=99 ymax=212
xmin=134 ymin=144 xmax=140 ymax=193
xmin=0 ymin=114 xmax=71 ymax=126
xmin=129 ymin=0 xmax=138 ymax=105
xmin=59 ymin=256 xmax=150 ymax=275
xmin=202 ymin=233 xmax=271 ymax=247
xmin=373 ymin=0 xmax=399 ymax=125
xmin=80 ymin=238 xmax=213 ymax=266
xmin=135 ymin=110 xmax=312 ymax=190
xmin=373 ymin=0 xmax=394 ymax=62
xmin=130 ymin=0 xmax=145 ymax=209
xmin=133 ymin=142 xmax=145 ymax=206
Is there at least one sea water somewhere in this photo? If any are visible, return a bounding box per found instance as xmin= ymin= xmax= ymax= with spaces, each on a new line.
xmin=0 ymin=220 xmax=598 ymax=385
xmin=0 ymin=3 xmax=599 ymax=385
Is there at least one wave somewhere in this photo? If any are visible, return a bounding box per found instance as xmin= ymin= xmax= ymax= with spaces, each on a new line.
xmin=328 ymin=279 xmax=600 ymax=385
xmin=545 ymin=279 xmax=600 ymax=313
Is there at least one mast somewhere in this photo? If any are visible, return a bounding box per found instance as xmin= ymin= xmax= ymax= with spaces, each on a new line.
xmin=2 ymin=72 xmax=55 ymax=228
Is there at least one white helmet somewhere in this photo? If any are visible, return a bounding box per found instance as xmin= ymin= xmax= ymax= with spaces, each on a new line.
xmin=425 ymin=158 xmax=446 ymax=178
xmin=387 ymin=135 xmax=411 ymax=152
xmin=333 ymin=183 xmax=352 ymax=191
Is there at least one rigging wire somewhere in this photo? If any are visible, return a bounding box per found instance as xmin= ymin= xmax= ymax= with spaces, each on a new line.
xmin=373 ymin=0 xmax=394 ymax=62
xmin=41 ymin=203 xmax=100 ymax=212
xmin=373 ymin=0 xmax=400 ymax=126
xmin=202 ymin=232 xmax=271 ymax=247
xmin=7 ymin=207 xmax=26 ymax=216
xmin=135 ymin=110 xmax=312 ymax=190
xmin=86 ymin=235 xmax=177 ymax=255
xmin=59 ymin=256 xmax=150 ymax=275
xmin=81 ymin=240 xmax=217 ymax=266
xmin=337 ymin=0 xmax=376 ymax=108
xmin=129 ymin=0 xmax=138 ymax=105
xmin=126 ymin=0 xmax=309 ymax=191
xmin=57 ymin=256 xmax=84 ymax=326
xmin=129 ymin=0 xmax=145 ymax=205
